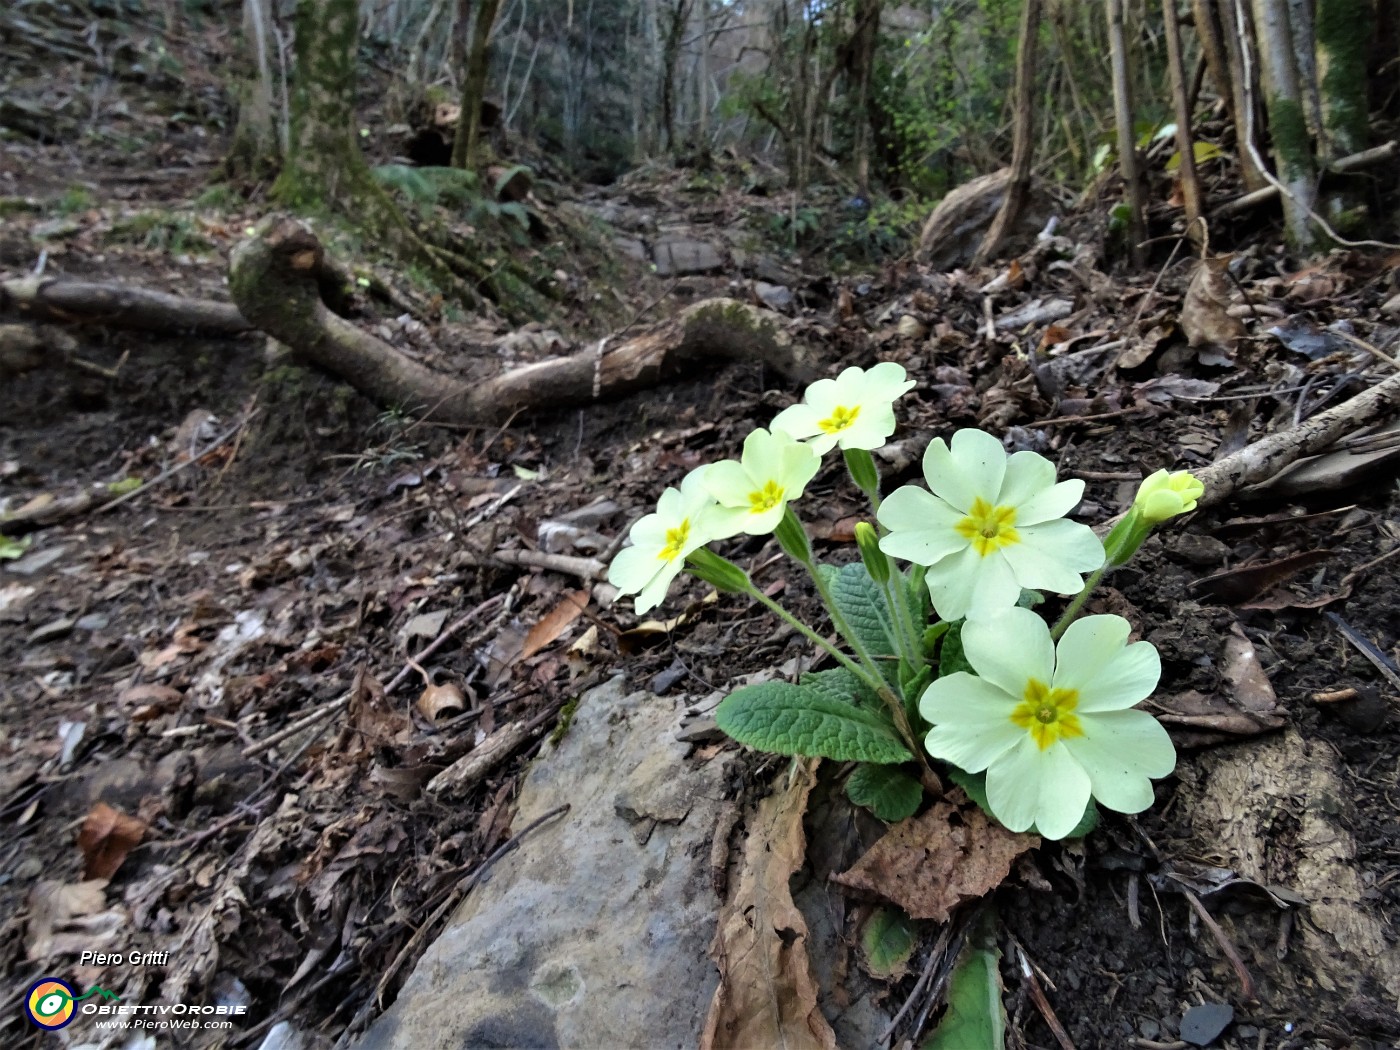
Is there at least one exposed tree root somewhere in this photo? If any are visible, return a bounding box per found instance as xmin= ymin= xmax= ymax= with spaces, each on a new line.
xmin=1 ymin=276 xmax=251 ymax=334
xmin=229 ymin=216 xmax=818 ymax=426
xmin=1193 ymin=370 xmax=1400 ymax=508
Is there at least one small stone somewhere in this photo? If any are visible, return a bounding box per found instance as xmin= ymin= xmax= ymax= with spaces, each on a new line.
xmin=754 ymin=282 xmax=793 ymax=311
xmin=1137 ymin=1018 xmax=1161 ymax=1039
xmin=652 ymin=238 xmax=723 ymax=276
xmin=1180 ymin=1002 xmax=1234 ymax=1046
xmin=5 ymin=545 xmax=68 ymax=576
xmin=27 ymin=617 xmax=75 ymax=644
xmin=75 ymin=613 xmax=109 ymax=631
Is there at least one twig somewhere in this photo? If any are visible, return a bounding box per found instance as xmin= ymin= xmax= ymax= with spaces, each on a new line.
xmin=1173 ymin=879 xmax=1257 ymax=1001
xmin=1015 ymin=943 xmax=1076 ymax=1050
xmin=232 ymin=804 xmax=570 ymax=1048
xmin=94 ymin=413 xmax=256 ymax=516
xmin=488 ymin=547 xmax=608 ymax=581
xmin=372 ymin=803 xmax=571 ymax=1002
xmin=1324 ymin=612 xmax=1400 ymax=691
xmin=1330 ymin=328 xmax=1400 ymax=371
xmin=241 ymin=594 xmax=506 ymax=758
xmin=878 ymin=921 xmax=955 ymax=1045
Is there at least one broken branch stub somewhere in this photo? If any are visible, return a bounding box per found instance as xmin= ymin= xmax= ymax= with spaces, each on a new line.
xmin=229 ymin=216 xmax=817 ymax=426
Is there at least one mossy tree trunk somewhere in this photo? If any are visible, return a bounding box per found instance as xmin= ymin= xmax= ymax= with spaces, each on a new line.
xmin=269 ymin=0 xmax=485 ymax=305
xmin=1315 ymin=0 xmax=1372 ymax=227
xmin=451 ymin=0 xmax=502 ymax=170
xmin=223 ymin=0 xmax=282 ymax=181
xmin=1251 ymin=0 xmax=1318 ymax=252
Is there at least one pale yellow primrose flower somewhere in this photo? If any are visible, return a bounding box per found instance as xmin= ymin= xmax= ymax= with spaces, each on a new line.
xmin=920 ymin=607 xmax=1175 ymax=840
xmin=704 ymin=428 xmax=821 ymax=538
xmin=877 ymin=429 xmax=1104 ymax=621
xmin=1133 ymin=469 xmax=1204 ymax=523
xmin=607 ymin=467 xmax=718 ymax=614
xmin=770 ymin=362 xmax=917 ymax=455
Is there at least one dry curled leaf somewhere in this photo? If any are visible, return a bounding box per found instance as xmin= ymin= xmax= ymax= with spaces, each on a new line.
xmin=833 ymin=790 xmax=1037 ymax=922
xmin=415 ymin=681 xmax=467 ymax=721
xmin=1181 ymin=255 xmax=1246 ymax=349
xmin=77 ymin=802 xmax=147 ymax=880
xmin=701 ymin=762 xmax=837 ymax=1050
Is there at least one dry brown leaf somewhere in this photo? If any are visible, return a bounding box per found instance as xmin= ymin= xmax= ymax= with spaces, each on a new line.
xmin=700 ymin=762 xmax=837 ymax=1050
xmin=1180 ymin=255 xmax=1246 ymax=349
xmin=415 ymin=681 xmax=467 ymax=721
xmin=833 ymin=790 xmax=1037 ymax=922
xmin=77 ymin=802 xmax=147 ymax=880
xmin=1156 ymin=623 xmax=1286 ymax=745
xmin=521 ymin=588 xmax=590 ymax=660
xmin=25 ymin=879 xmax=119 ymax=959
xmin=1191 ymin=550 xmax=1332 ymax=605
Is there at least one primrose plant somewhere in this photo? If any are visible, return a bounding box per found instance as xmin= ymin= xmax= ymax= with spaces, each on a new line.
xmin=608 ymin=363 xmax=1202 ymax=840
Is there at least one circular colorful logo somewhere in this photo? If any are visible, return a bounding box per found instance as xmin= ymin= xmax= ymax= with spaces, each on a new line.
xmin=25 ymin=978 xmax=77 ymax=1029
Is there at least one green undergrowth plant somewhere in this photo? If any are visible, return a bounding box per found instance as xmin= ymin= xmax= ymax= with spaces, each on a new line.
xmin=609 ymin=365 xmax=1202 ymax=840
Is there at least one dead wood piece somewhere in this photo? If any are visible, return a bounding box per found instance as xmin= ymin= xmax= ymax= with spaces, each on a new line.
xmin=426 ymin=721 xmax=533 ymax=798
xmin=1214 ymin=140 xmax=1399 ymax=218
xmin=229 ymin=216 xmax=817 ymax=426
xmin=0 ymin=492 xmax=94 ymax=536
xmin=0 ymin=277 xmax=251 ymax=335
xmin=1194 ymin=370 xmax=1400 ymax=509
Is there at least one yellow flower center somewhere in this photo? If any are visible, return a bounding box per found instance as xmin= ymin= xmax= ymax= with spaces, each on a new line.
xmin=954 ymin=497 xmax=1020 ymax=556
xmin=748 ymin=479 xmax=786 ymax=514
xmin=818 ymin=404 xmax=860 ymax=434
xmin=1010 ymin=679 xmax=1084 ymax=750
xmin=657 ymin=519 xmax=691 ymax=561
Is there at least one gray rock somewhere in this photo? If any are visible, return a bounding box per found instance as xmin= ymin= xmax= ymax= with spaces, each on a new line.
xmin=356 ymin=677 xmax=730 ymax=1050
xmin=754 ymin=281 xmax=793 ymax=311
xmin=1180 ymin=1001 xmax=1233 ymax=1046
xmin=613 ymin=236 xmax=648 ymax=262
xmin=653 ymin=238 xmax=724 ymax=276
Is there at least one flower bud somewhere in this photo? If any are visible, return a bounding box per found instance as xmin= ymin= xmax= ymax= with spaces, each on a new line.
xmin=684 ymin=549 xmax=753 ymax=594
xmin=774 ymin=506 xmax=814 ymax=565
xmin=853 ymin=522 xmax=891 ymax=585
xmin=843 ymin=447 xmax=882 ymax=499
xmin=1132 ymin=469 xmax=1204 ymax=524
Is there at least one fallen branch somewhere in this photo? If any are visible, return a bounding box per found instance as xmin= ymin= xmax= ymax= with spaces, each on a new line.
xmin=1194 ymin=370 xmax=1400 ymax=508
xmin=0 ymin=276 xmax=251 ymax=334
xmin=229 ymin=217 xmax=819 ymax=426
xmin=1213 ymin=142 xmax=1398 ymax=219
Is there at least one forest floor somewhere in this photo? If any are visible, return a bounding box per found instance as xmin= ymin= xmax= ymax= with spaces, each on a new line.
xmin=3 ymin=18 xmax=1400 ymax=1050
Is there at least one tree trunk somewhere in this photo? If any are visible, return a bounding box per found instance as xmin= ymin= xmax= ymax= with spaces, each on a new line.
xmin=1313 ymin=0 xmax=1371 ymax=228
xmin=850 ymin=0 xmax=881 ymax=198
xmin=973 ymin=0 xmax=1042 ymax=267
xmin=660 ymin=0 xmax=691 ymax=152
xmin=1163 ymin=0 xmax=1203 ymax=238
xmin=451 ymin=0 xmax=502 ymax=170
xmin=1213 ymin=0 xmax=1269 ymax=189
xmin=1316 ymin=1 xmax=1371 ymax=160
xmin=224 ymin=0 xmax=282 ymax=180
xmin=1107 ymin=0 xmax=1147 ymax=266
xmin=1250 ymin=0 xmax=1318 ymax=251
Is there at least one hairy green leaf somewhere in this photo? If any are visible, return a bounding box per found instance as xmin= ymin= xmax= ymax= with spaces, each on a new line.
xmin=861 ymin=906 xmax=919 ymax=978
xmin=716 ymin=681 xmax=912 ymax=763
xmin=846 ymin=763 xmax=924 ymax=821
xmin=937 ymin=620 xmax=973 ymax=677
xmin=799 ymin=667 xmax=878 ymax=708
xmin=923 ymin=908 xmax=1005 ymax=1050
